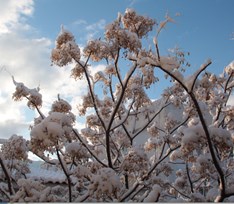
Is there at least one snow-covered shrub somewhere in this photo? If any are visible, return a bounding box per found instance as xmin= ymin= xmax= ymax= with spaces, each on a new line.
xmin=88 ymin=168 xmax=122 ymax=201
xmin=121 ymin=146 xmax=149 ymax=178
xmin=51 ymin=26 xmax=80 ymax=66
xmin=11 ymin=178 xmax=66 ymax=202
xmin=1 ymin=8 xmax=233 ymax=203
xmin=0 ymin=134 xmax=30 ymax=180
xmin=12 ymin=77 xmax=42 ymax=109
xmin=30 ymin=112 xmax=75 ymax=155
xmin=65 ymin=142 xmax=90 ymax=162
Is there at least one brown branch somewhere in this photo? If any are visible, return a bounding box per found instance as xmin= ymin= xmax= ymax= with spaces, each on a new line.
xmin=24 ymin=95 xmax=45 ymax=119
xmin=29 ymin=151 xmax=58 ymax=165
xmin=190 ymin=92 xmax=226 ymax=201
xmin=224 ymin=71 xmax=233 ymax=91
xmin=146 ymin=145 xmax=181 ymax=178
xmin=119 ymin=182 xmax=140 ymax=202
xmin=77 ymin=192 xmax=89 ymax=202
xmin=109 ymin=98 xmax=135 ymax=132
xmin=170 ymin=115 xmax=190 ymax=134
xmin=56 ymin=148 xmax=72 ymax=202
xmin=108 ymin=75 xmax=115 ymax=103
xmin=186 ymin=162 xmax=194 ymax=193
xmin=157 ymin=60 xmax=227 ymax=202
xmin=158 ymin=142 xmax=166 ymax=160
xmin=0 ymin=155 xmax=14 ymax=195
xmin=131 ymin=185 xmax=146 ymax=201
xmin=132 ymin=101 xmax=170 ymax=140
xmin=105 ymin=62 xmax=138 ymax=168
xmin=215 ymin=72 xmax=233 ymax=122
xmin=168 ymin=183 xmax=191 ymax=199
xmin=122 ymin=124 xmax=133 ymax=145
xmin=72 ymin=129 xmax=107 ymax=167
xmin=75 ymin=53 xmax=107 ymax=132
xmin=155 ymin=40 xmax=160 ymax=62
xmin=73 ymin=53 xmax=116 ymax=168
xmin=155 ymin=192 xmax=161 ymax=202
xmin=189 ymin=60 xmax=212 ymax=92
xmin=114 ymin=47 xmax=124 ymax=88
xmin=0 ymin=187 xmax=10 ymax=200
xmin=124 ymin=173 xmax=129 ymax=189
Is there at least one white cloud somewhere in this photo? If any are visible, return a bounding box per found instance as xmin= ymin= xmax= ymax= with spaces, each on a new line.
xmin=0 ymin=0 xmax=36 ymax=139
xmin=0 ymin=0 xmax=109 ymax=141
xmin=85 ymin=19 xmax=106 ymax=40
xmin=0 ymin=0 xmax=80 ymax=139
xmin=72 ymin=19 xmax=87 ymax=26
xmin=85 ymin=19 xmax=106 ymax=31
xmin=70 ymin=19 xmax=106 ymax=41
xmin=127 ymin=0 xmax=138 ymax=7
xmin=0 ymin=0 xmax=34 ymax=34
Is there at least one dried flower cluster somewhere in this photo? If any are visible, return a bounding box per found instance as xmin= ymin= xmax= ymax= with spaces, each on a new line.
xmin=51 ymin=27 xmax=80 ymax=66
xmin=122 ymin=8 xmax=156 ymax=38
xmin=12 ymin=77 xmax=42 ymax=108
xmin=30 ymin=110 xmax=75 ymax=155
xmin=0 ymin=135 xmax=30 ymax=182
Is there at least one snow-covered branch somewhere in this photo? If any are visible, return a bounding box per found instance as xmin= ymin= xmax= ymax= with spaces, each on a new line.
xmin=4 ymin=8 xmax=234 ymax=203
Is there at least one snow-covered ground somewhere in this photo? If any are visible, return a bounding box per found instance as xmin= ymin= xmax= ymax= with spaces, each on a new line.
xmin=27 ymin=161 xmax=67 ymax=184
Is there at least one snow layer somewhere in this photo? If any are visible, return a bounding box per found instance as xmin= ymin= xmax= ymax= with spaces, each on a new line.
xmin=27 ymin=162 xmax=67 ymax=184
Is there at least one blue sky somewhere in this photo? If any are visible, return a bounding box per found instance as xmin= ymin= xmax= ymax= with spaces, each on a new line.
xmin=30 ymin=0 xmax=233 ymax=71
xmin=0 ymin=0 xmax=233 ymax=141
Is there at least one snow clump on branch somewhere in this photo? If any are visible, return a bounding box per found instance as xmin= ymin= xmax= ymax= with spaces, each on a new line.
xmin=12 ymin=77 xmax=42 ymax=108
xmin=51 ymin=26 xmax=81 ymax=66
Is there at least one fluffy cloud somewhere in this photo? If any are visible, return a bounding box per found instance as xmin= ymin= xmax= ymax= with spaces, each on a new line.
xmin=0 ymin=1 xmax=106 ymax=141
xmin=0 ymin=0 xmax=34 ymax=34
xmin=85 ymin=19 xmax=106 ymax=39
xmin=71 ymin=19 xmax=106 ymax=42
xmin=0 ymin=0 xmax=35 ymax=139
xmin=0 ymin=29 xmax=58 ymax=140
xmin=0 ymin=93 xmax=28 ymax=139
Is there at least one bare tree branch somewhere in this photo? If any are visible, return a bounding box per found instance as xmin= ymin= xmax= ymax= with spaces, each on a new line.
xmin=56 ymin=148 xmax=72 ymax=202
xmin=0 ymin=155 xmax=14 ymax=195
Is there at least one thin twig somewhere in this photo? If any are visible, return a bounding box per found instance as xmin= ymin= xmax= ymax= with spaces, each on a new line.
xmin=105 ymin=62 xmax=138 ymax=168
xmin=72 ymin=129 xmax=107 ymax=167
xmin=157 ymin=60 xmax=227 ymax=201
xmin=186 ymin=162 xmax=194 ymax=193
xmin=132 ymin=101 xmax=170 ymax=140
xmin=168 ymin=183 xmax=190 ymax=199
xmin=120 ymin=182 xmax=140 ymax=202
xmin=114 ymin=47 xmax=124 ymax=88
xmin=56 ymin=148 xmax=72 ymax=202
xmin=146 ymin=145 xmax=181 ymax=178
